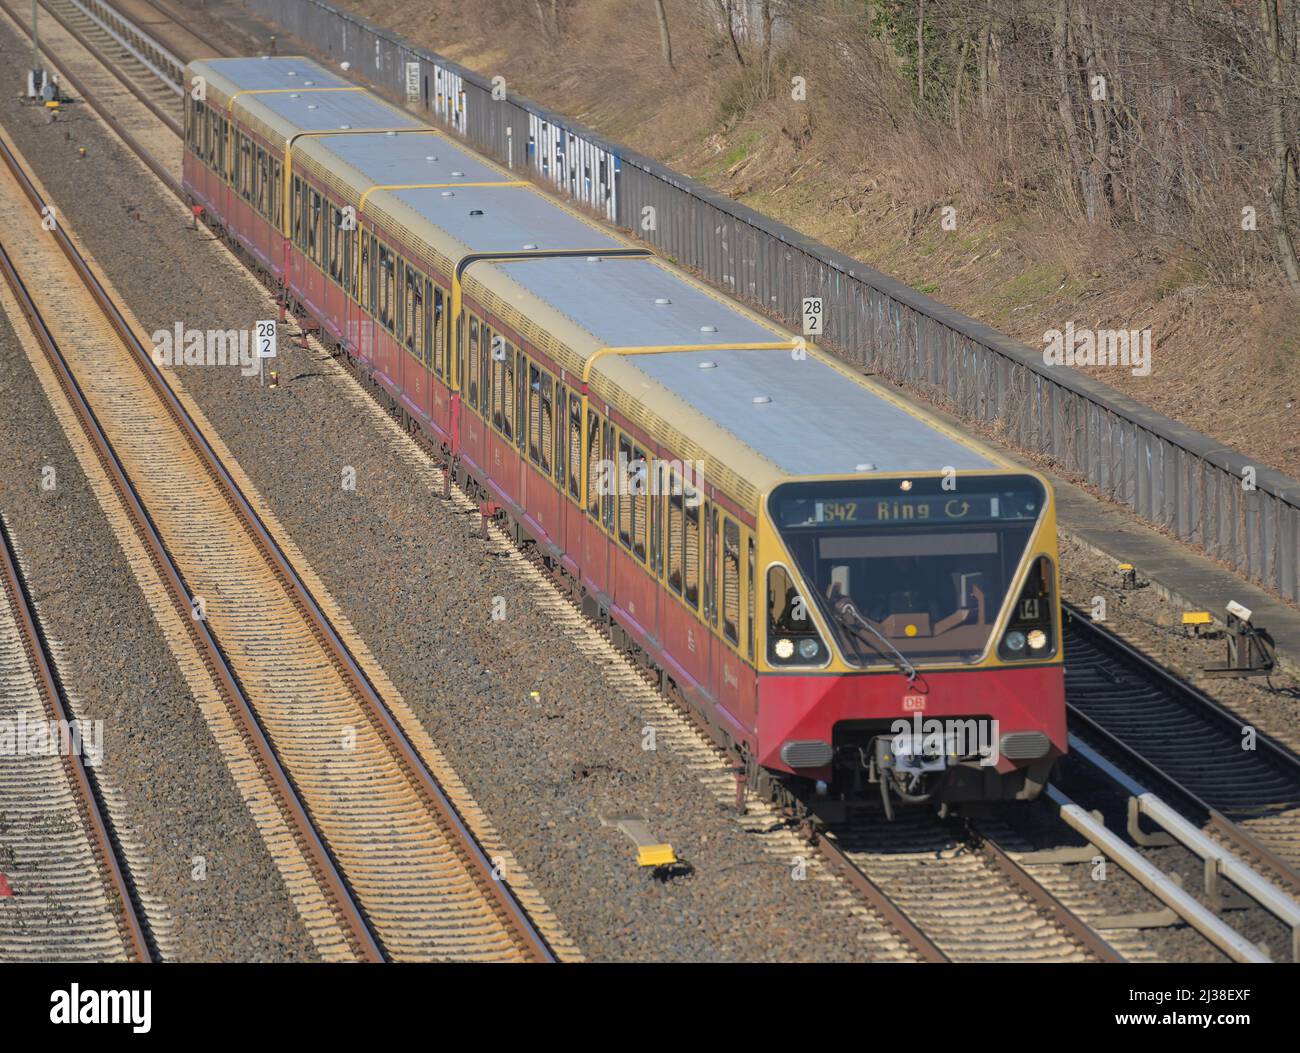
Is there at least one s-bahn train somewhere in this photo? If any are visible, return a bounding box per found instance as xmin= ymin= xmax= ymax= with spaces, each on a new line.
xmin=182 ymin=56 xmax=1066 ymax=814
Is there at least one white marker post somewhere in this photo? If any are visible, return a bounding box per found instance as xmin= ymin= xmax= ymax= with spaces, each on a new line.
xmin=256 ymin=319 xmax=277 ymax=387
xmin=801 ymin=296 xmax=823 ymax=337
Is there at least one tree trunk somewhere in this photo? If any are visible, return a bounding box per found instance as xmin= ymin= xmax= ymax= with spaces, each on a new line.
xmin=654 ymin=0 xmax=674 ymax=71
xmin=715 ymin=0 xmax=746 ymax=67
xmin=1261 ymin=0 xmax=1300 ymax=289
xmin=916 ymin=0 xmax=926 ymax=102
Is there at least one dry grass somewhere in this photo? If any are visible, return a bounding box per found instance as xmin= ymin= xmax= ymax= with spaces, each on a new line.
xmin=339 ymin=0 xmax=1300 ymax=477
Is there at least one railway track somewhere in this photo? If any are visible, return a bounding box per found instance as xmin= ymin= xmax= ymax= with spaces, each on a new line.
xmin=0 ymin=515 xmax=151 ymax=962
xmin=20 ymin=0 xmax=1300 ymax=964
xmin=0 ymin=128 xmax=555 ymax=962
xmin=1063 ymin=604 xmax=1300 ymax=894
xmin=3 ymin=0 xmax=1149 ymax=962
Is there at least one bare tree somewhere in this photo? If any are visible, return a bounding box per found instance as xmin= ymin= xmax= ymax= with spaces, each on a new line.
xmin=654 ymin=0 xmax=675 ymax=71
xmin=1261 ymin=0 xmax=1300 ymax=289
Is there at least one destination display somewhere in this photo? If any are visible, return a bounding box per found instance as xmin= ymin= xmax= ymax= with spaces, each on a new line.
xmin=776 ymin=486 xmax=1042 ymax=529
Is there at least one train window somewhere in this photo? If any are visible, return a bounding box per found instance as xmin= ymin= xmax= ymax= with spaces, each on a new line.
xmin=667 ymin=481 xmax=683 ymax=592
xmin=309 ymin=191 xmax=321 ymax=265
xmin=650 ymin=470 xmax=662 ymax=575
xmin=404 ymin=266 xmax=417 ymax=351
xmin=327 ymin=210 xmax=340 ymax=283
xmin=516 ymin=350 xmax=527 ymax=450
xmin=382 ymin=248 xmax=395 ymax=332
xmin=479 ymin=318 xmax=491 ymax=414
xmin=490 ymin=331 xmax=506 ymax=431
xmin=722 ymin=518 xmax=740 ymax=645
xmin=426 ymin=281 xmax=435 ymax=369
xmin=359 ymin=232 xmax=370 ymax=311
xmin=617 ymin=435 xmax=633 ymax=548
xmin=256 ymin=149 xmax=268 ymax=217
xmin=602 ymin=421 xmax=616 ymax=532
xmin=703 ymin=502 xmax=716 ymax=624
xmin=555 ymin=383 xmax=566 ymax=484
xmin=632 ymin=446 xmax=647 ymax=563
xmin=467 ymin=316 xmax=480 ymax=408
xmin=586 ymin=408 xmax=601 ymax=519
xmin=539 ymin=373 xmax=553 ymax=476
xmin=501 ymin=344 xmax=515 ymax=441
xmin=432 ymin=286 xmax=444 ymax=374
xmin=271 ymin=160 xmax=282 ymax=229
xmin=291 ymin=177 xmax=302 ymax=246
xmin=528 ymin=364 xmax=542 ymax=466
xmin=747 ymin=535 xmax=755 ymax=661
xmin=683 ymin=487 xmax=700 ymax=608
xmin=411 ymin=270 xmax=424 ymax=358
xmin=368 ymin=235 xmax=378 ymax=314
xmin=567 ymin=393 xmax=582 ymax=502
xmin=240 ymin=137 xmax=253 ymax=202
xmin=343 ymin=227 xmax=355 ymax=296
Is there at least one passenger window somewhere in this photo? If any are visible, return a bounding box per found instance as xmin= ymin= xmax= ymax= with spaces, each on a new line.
xmin=528 ymin=364 xmax=542 ymax=465
xmin=650 ymin=465 xmax=662 ymax=575
xmin=586 ymin=409 xmax=601 ymax=519
xmin=632 ymin=447 xmax=647 ymax=563
xmin=667 ymin=480 xmax=683 ymax=594
xmin=617 ymin=435 xmax=633 ymax=548
xmin=747 ymin=535 xmax=756 ymax=660
xmin=515 ymin=350 xmax=527 ymax=448
xmin=501 ymin=344 xmax=515 ymax=441
xmin=723 ymin=518 xmax=740 ymax=644
xmin=555 ymin=383 xmax=567 ymax=485
xmin=602 ymin=421 xmax=616 ymax=532
xmin=432 ymin=286 xmax=443 ymax=374
xmin=683 ymin=487 xmax=700 ymax=608
xmin=467 ymin=315 xmax=478 ymax=405
xmin=568 ymin=393 xmax=582 ymax=501
xmin=359 ymin=231 xmax=370 ymax=310
xmin=703 ymin=502 xmax=716 ymax=624
xmin=424 ymin=280 xmax=434 ymax=368
xmin=540 ymin=374 xmax=553 ymax=476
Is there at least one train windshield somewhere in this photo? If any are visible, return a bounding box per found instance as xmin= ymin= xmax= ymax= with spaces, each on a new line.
xmin=769 ymin=475 xmax=1047 ymax=665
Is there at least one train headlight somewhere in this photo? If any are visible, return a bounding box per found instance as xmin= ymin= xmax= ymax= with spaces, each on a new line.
xmin=1026 ymin=629 xmax=1048 ymax=652
xmin=1004 ymin=630 xmax=1027 ymax=653
xmin=774 ymin=638 xmax=795 ymax=660
xmin=798 ymin=639 xmax=820 ymax=660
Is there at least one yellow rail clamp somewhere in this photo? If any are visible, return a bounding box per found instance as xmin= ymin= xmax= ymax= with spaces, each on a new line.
xmin=638 ymin=844 xmax=678 ymax=868
xmin=600 ymin=815 xmax=677 ymax=868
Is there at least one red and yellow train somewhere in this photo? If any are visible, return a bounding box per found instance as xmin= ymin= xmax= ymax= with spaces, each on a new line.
xmin=183 ymin=56 xmax=1066 ymax=814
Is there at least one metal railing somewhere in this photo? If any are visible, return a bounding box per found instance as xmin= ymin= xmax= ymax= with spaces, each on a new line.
xmin=242 ymin=0 xmax=1300 ymax=602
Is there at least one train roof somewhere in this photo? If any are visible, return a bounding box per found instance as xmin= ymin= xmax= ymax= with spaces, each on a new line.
xmin=293 ymin=130 xmax=509 ymax=204
xmin=489 ymin=256 xmax=778 ymax=349
xmin=186 ymin=56 xmax=352 ymax=97
xmin=589 ymin=348 xmax=1004 ymax=507
xmin=232 ymin=88 xmax=422 ymax=145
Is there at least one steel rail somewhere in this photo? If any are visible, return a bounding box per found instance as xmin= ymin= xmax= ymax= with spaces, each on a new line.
xmin=0 ymin=134 xmax=386 ymax=963
xmin=1062 ymin=604 xmax=1300 ymax=896
xmin=32 ymin=0 xmax=183 ymax=134
xmin=0 ymin=0 xmax=183 ymax=190
xmin=0 ymin=514 xmax=154 ymax=962
xmin=0 ymin=96 xmax=554 ymax=960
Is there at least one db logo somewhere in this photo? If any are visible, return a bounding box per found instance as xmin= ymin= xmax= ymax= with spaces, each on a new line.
xmin=902 ymin=695 xmax=927 ymax=712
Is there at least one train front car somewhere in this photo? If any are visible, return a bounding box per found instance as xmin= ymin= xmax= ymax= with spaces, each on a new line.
xmin=756 ymin=469 xmax=1065 ymax=816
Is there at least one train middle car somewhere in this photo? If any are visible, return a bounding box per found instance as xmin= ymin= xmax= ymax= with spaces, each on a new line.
xmin=181 ymin=56 xmax=1067 ymax=814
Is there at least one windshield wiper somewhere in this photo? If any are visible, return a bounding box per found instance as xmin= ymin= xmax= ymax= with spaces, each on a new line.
xmin=829 ymin=594 xmax=918 ymax=684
